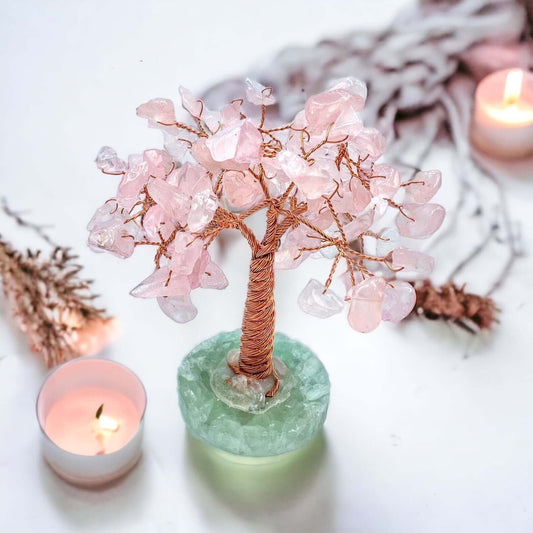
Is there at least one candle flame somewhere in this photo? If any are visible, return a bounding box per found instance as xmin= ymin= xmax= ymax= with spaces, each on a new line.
xmin=503 ymin=69 xmax=523 ymax=106
xmin=98 ymin=414 xmax=119 ymax=432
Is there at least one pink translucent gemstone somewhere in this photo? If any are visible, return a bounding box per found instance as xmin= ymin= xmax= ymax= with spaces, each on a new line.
xmin=202 ymin=108 xmax=222 ymax=134
xmin=382 ymin=281 xmax=416 ymax=322
xmin=179 ymin=86 xmax=203 ymax=117
xmin=88 ymin=225 xmax=135 ymax=259
xmin=245 ymin=78 xmax=276 ymax=106
xmin=169 ymin=234 xmax=204 ymax=275
xmin=95 ymin=146 xmax=127 ymax=174
xmin=404 ymin=170 xmax=442 ymax=203
xmin=328 ymin=77 xmax=367 ymax=109
xmin=118 ymin=154 xmax=149 ymax=199
xmin=143 ymin=149 xmax=173 ymax=179
xmin=136 ymin=98 xmax=176 ymax=125
xmin=351 ymin=128 xmax=386 ymax=160
xmin=298 ymin=279 xmax=344 ymax=318
xmin=221 ymin=100 xmax=243 ymax=127
xmin=234 ymin=120 xmax=263 ymax=165
xmin=347 ymin=277 xmax=386 ymax=333
xmin=130 ymin=267 xmax=191 ymax=298
xmin=330 ymin=104 xmax=363 ymax=140
xmin=87 ymin=203 xmax=137 ymax=259
xmin=396 ymin=203 xmax=445 ymax=239
xmin=176 ymin=162 xmax=212 ymax=196
xmin=142 ymin=205 xmax=174 ymax=241
xmin=223 ymin=170 xmax=264 ymax=209
xmin=370 ymin=164 xmax=401 ymax=197
xmin=343 ymin=210 xmax=374 ymax=240
xmin=87 ymin=202 xmax=119 ymax=232
xmin=200 ymin=260 xmax=228 ymax=290
xmin=157 ymin=295 xmax=198 ymax=323
xmin=305 ymin=88 xmax=361 ymax=134
xmin=391 ymin=248 xmax=434 ymax=276
xmin=147 ymin=179 xmax=189 ymax=227
xmin=277 ymin=151 xmax=333 ymax=200
xmin=191 ymin=137 xmax=222 ymax=172
xmin=339 ymin=269 xmax=363 ymax=294
xmin=205 ymin=120 xmax=262 ymax=166
xmin=187 ymin=191 xmax=218 ymax=232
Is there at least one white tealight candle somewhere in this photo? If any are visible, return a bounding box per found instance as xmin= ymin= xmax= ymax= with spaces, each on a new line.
xmin=471 ymin=68 xmax=533 ymax=159
xmin=36 ymin=359 xmax=146 ymax=486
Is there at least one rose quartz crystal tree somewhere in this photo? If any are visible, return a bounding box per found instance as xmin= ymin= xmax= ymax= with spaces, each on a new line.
xmin=88 ymin=77 xmax=444 ymax=396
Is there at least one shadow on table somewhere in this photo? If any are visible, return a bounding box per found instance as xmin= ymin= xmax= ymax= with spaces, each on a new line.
xmin=185 ymin=431 xmax=335 ymax=533
xmin=37 ymin=451 xmax=150 ymax=529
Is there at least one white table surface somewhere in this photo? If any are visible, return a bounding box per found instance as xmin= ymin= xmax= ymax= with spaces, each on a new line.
xmin=1 ymin=1 xmax=533 ymax=532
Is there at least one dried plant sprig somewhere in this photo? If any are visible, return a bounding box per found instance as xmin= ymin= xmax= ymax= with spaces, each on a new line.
xmin=411 ymin=280 xmax=498 ymax=334
xmin=0 ymin=205 xmax=118 ymax=367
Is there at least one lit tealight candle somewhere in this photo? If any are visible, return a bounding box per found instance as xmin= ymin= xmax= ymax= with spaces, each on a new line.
xmin=471 ymin=68 xmax=533 ymax=159
xmin=36 ymin=359 xmax=146 ymax=486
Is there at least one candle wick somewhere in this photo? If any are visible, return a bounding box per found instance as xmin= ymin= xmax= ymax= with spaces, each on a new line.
xmin=504 ymin=95 xmax=518 ymax=107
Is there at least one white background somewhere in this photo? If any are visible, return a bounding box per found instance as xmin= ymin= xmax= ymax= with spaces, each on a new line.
xmin=1 ymin=1 xmax=533 ymax=532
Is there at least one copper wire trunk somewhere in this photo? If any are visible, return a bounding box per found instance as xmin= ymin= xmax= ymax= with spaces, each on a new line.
xmin=238 ymin=251 xmax=276 ymax=380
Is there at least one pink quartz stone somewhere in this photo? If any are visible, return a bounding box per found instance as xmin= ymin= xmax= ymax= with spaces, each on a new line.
xmin=142 ymin=205 xmax=174 ymax=241
xmin=343 ymin=210 xmax=374 ymax=240
xmin=382 ymin=281 xmax=416 ymax=322
xmin=339 ymin=269 xmax=363 ymax=293
xmin=95 ymin=146 xmax=127 ymax=174
xmin=169 ymin=234 xmax=205 ymax=275
xmin=305 ymin=88 xmax=362 ymax=134
xmin=329 ymin=78 xmax=367 ymax=105
xmin=187 ymin=191 xmax=218 ymax=232
xmin=179 ymin=86 xmax=203 ymax=117
xmin=158 ymin=295 xmax=198 ymax=323
xmin=200 ymin=260 xmax=228 ymax=290
xmin=118 ymin=154 xmax=149 ymax=199
xmin=298 ymin=279 xmax=344 ymax=318
xmin=221 ymin=100 xmax=243 ymax=127
xmin=176 ymin=163 xmax=212 ymax=196
xmin=396 ymin=203 xmax=445 ymax=239
xmin=376 ymin=228 xmax=400 ymax=257
xmin=404 ymin=170 xmax=442 ymax=203
xmin=347 ymin=277 xmax=386 ymax=333
xmin=87 ymin=203 xmax=137 ymax=259
xmin=351 ymin=128 xmax=386 ymax=160
xmin=222 ymin=170 xmax=264 ymax=209
xmin=147 ymin=179 xmax=189 ymax=227
xmin=277 ymin=151 xmax=333 ymax=200
xmin=191 ymin=137 xmax=223 ymax=172
xmin=391 ymin=248 xmax=434 ymax=275
xmin=205 ymin=120 xmax=263 ymax=167
xmin=329 ymin=104 xmax=363 ymax=140
xmin=136 ymin=98 xmax=176 ymax=125
xmin=143 ymin=149 xmax=173 ymax=179
xmin=88 ymin=225 xmax=135 ymax=259
xmin=245 ymin=78 xmax=276 ymax=106
xmin=369 ymin=164 xmax=401 ymax=197
xmin=130 ymin=267 xmax=191 ymax=298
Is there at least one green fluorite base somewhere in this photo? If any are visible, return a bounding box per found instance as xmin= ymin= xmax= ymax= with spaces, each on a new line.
xmin=177 ymin=330 xmax=330 ymax=457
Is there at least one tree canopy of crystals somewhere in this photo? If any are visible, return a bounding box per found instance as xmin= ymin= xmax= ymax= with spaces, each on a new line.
xmin=88 ymin=77 xmax=445 ymax=334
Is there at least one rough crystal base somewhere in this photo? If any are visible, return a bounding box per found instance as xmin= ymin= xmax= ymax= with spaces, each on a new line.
xmin=177 ymin=330 xmax=330 ymax=457
xmin=210 ymin=350 xmax=293 ymax=413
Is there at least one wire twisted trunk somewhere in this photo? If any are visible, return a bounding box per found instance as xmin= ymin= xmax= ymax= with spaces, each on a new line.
xmin=238 ymin=250 xmax=276 ymax=381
